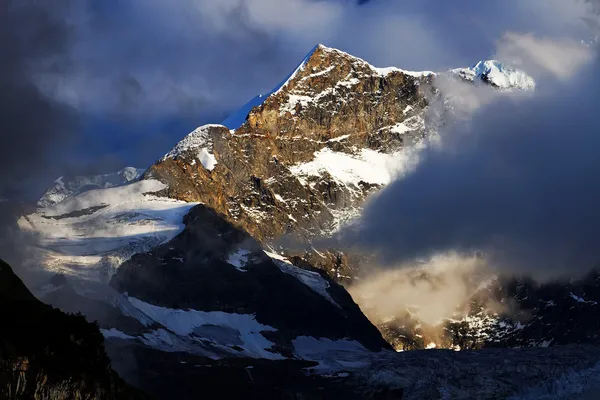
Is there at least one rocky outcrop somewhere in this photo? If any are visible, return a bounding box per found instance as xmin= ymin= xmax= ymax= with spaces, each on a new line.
xmin=447 ymin=270 xmax=600 ymax=349
xmin=0 ymin=259 xmax=143 ymax=399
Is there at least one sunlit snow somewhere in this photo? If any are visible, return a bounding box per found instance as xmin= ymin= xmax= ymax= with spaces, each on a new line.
xmin=289 ymin=148 xmax=420 ymax=189
xmin=162 ymin=124 xmax=220 ymax=171
xmin=19 ymin=180 xmax=198 ymax=281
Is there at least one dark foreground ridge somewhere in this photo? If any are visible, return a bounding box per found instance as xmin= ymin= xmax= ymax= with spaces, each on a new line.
xmin=0 ymin=259 xmax=144 ymax=399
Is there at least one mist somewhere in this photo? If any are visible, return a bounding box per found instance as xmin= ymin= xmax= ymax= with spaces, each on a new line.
xmin=339 ymin=32 xmax=600 ymax=279
xmin=349 ymin=252 xmax=493 ymax=326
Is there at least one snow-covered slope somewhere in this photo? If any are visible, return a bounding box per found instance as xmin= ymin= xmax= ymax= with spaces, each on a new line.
xmin=125 ymin=296 xmax=286 ymax=360
xmin=38 ymin=167 xmax=144 ymax=208
xmin=99 ymin=204 xmax=390 ymax=360
xmin=21 ymin=180 xmax=197 ymax=282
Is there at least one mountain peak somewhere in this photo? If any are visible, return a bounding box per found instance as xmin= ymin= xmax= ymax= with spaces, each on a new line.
xmin=221 ymin=45 xmax=320 ymax=130
xmin=450 ymin=59 xmax=535 ymax=90
xmin=221 ymin=44 xmax=434 ymax=130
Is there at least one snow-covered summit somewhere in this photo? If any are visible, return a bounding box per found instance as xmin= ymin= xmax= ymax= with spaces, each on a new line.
xmin=161 ymin=124 xmax=221 ymax=171
xmin=450 ymin=60 xmax=536 ymax=90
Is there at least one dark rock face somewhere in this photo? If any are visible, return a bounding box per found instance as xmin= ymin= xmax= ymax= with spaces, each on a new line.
xmin=0 ymin=259 xmax=143 ymax=399
xmin=110 ymin=204 xmax=390 ymax=353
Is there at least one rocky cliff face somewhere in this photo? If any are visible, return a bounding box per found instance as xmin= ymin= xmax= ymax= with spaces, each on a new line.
xmin=447 ymin=270 xmax=600 ymax=349
xmin=0 ymin=259 xmax=142 ymax=399
xmin=143 ymin=44 xmax=434 ymax=282
xmin=144 ymin=46 xmax=432 ymax=238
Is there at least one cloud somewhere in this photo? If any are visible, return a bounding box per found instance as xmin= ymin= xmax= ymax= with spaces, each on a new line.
xmin=338 ymin=33 xmax=599 ymax=278
xmin=32 ymin=0 xmax=596 ymax=126
xmin=10 ymin=0 xmax=593 ymax=174
xmin=0 ymin=0 xmax=78 ymax=266
xmin=349 ymin=252 xmax=492 ymax=327
xmin=495 ymin=33 xmax=595 ymax=81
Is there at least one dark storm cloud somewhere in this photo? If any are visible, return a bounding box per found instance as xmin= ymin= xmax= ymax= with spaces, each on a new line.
xmin=338 ymin=40 xmax=600 ymax=278
xmin=0 ymin=1 xmax=77 ymax=202
xmin=0 ymin=1 xmax=79 ymax=266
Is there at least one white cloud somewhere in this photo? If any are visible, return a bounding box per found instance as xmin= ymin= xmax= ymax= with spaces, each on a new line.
xmin=495 ymin=33 xmax=595 ymax=81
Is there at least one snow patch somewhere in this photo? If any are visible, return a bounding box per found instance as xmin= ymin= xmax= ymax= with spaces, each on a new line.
xmin=319 ymin=45 xmax=434 ymax=78
xmin=373 ymin=66 xmax=435 ymax=78
xmin=280 ymin=95 xmax=314 ymax=115
xmin=128 ymin=297 xmax=284 ymax=360
xmin=227 ymin=249 xmax=252 ymax=272
xmin=290 ymin=148 xmax=420 ymax=189
xmin=327 ymin=134 xmax=351 ymax=143
xmin=389 ymin=115 xmax=424 ymax=135
xmin=569 ymin=292 xmax=597 ymax=305
xmin=197 ymin=148 xmax=217 ymax=171
xmin=162 ymin=124 xmax=221 ymax=171
xmin=292 ymin=336 xmax=373 ymax=371
xmin=450 ymin=60 xmax=535 ymax=90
